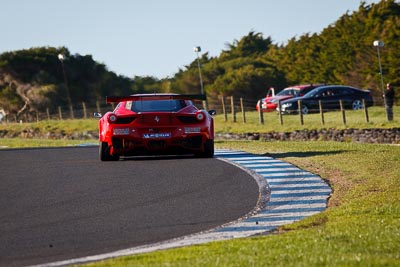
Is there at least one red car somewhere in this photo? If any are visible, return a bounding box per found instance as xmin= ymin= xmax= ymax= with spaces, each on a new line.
xmin=95 ymin=94 xmax=215 ymax=161
xmin=256 ymin=84 xmax=325 ymax=112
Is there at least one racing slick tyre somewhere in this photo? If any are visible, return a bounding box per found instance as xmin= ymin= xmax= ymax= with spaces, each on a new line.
xmin=195 ymin=139 xmax=214 ymax=158
xmin=100 ymin=142 xmax=120 ymax=161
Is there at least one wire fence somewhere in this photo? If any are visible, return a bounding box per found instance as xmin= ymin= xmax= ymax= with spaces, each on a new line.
xmin=1 ymin=97 xmax=259 ymax=123
xmin=208 ymin=96 xmax=397 ymax=125
xmin=1 ymin=96 xmax=397 ymax=125
xmin=1 ymin=101 xmax=114 ymax=123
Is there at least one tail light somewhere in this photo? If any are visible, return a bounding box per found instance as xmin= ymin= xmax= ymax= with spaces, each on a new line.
xmin=195 ymin=111 xmax=205 ymax=121
xmin=108 ymin=113 xmax=117 ymax=123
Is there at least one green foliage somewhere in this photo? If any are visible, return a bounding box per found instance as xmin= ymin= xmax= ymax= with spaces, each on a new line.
xmin=131 ymin=75 xmax=161 ymax=93
xmin=1 ymin=0 xmax=399 ymax=117
xmin=221 ymin=31 xmax=272 ymax=59
xmin=271 ymin=0 xmax=400 ymax=95
xmin=173 ymin=0 xmax=400 ymax=104
xmin=0 ymin=47 xmax=153 ymax=114
xmin=0 ymin=85 xmax=22 ymax=110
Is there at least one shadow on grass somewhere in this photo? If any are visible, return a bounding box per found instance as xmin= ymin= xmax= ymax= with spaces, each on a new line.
xmin=262 ymin=150 xmax=347 ymax=159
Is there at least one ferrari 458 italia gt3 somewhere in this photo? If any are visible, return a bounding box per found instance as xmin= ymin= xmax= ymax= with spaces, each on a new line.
xmin=95 ymin=94 xmax=216 ymax=161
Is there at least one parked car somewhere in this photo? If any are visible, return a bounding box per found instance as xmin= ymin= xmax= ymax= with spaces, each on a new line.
xmin=256 ymin=84 xmax=324 ymax=112
xmin=277 ymin=85 xmax=373 ymax=114
xmin=94 ymin=94 xmax=216 ymax=161
xmin=256 ymin=87 xmax=275 ymax=111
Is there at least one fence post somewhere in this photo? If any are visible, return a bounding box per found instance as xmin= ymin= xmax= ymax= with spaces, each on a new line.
xmin=82 ymin=102 xmax=87 ymax=119
xmin=298 ymin=100 xmax=304 ymax=125
xmin=46 ymin=108 xmax=50 ymax=120
xmin=58 ymin=106 xmax=63 ymax=120
xmin=340 ymin=100 xmax=346 ymax=125
xmin=240 ymin=97 xmax=246 ymax=123
xmin=278 ymin=100 xmax=283 ymax=125
xmin=230 ymin=96 xmax=236 ymax=122
xmin=363 ymin=99 xmax=369 ymax=123
xmin=258 ymin=100 xmax=264 ymax=125
xmin=319 ymin=100 xmax=325 ymax=125
xmin=96 ymin=101 xmax=101 ymax=113
xmin=220 ymin=96 xmax=227 ymax=122
xmin=69 ymin=104 xmax=74 ymax=119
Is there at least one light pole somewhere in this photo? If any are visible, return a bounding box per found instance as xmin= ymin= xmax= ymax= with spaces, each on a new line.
xmin=194 ymin=46 xmax=207 ymax=110
xmin=373 ymin=41 xmax=385 ymax=104
xmin=373 ymin=40 xmax=388 ymax=120
xmin=58 ymin=53 xmax=74 ymax=119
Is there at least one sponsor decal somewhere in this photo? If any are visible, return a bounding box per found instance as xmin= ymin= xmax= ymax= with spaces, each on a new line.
xmin=143 ymin=133 xmax=171 ymax=139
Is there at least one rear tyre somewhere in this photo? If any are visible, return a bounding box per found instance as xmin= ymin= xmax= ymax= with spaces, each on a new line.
xmin=195 ymin=139 xmax=214 ymax=158
xmin=99 ymin=142 xmax=119 ymax=161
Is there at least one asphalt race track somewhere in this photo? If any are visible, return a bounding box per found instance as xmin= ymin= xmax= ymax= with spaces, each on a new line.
xmin=0 ymin=147 xmax=259 ymax=267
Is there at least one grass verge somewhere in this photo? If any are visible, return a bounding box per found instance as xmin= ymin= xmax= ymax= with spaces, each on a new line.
xmin=76 ymin=140 xmax=399 ymax=267
xmin=0 ymin=138 xmax=97 ymax=148
xmin=1 ymin=111 xmax=399 ymax=266
xmin=0 ymin=107 xmax=399 ymax=139
xmin=214 ymin=107 xmax=400 ymax=133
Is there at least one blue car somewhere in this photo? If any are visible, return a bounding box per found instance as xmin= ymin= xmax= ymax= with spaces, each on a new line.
xmin=277 ymin=85 xmax=374 ymax=114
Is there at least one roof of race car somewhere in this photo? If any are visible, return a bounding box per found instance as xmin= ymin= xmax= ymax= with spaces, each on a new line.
xmin=106 ymin=93 xmax=206 ymax=103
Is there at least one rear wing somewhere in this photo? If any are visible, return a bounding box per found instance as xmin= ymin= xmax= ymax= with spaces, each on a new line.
xmin=106 ymin=94 xmax=206 ymax=103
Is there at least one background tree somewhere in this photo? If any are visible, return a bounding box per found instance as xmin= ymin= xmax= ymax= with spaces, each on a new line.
xmin=1 ymin=0 xmax=399 ymax=116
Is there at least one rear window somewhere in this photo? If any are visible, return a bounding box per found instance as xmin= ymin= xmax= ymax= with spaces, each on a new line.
xmin=277 ymin=89 xmax=298 ymax=96
xmin=129 ymin=99 xmax=187 ymax=112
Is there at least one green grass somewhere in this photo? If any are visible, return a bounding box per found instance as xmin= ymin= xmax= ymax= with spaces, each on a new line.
xmin=82 ymin=141 xmax=400 ymax=267
xmin=0 ymin=107 xmax=399 ymax=140
xmin=0 ymin=118 xmax=97 ymax=135
xmin=1 ymin=108 xmax=400 ymax=266
xmin=0 ymin=138 xmax=97 ymax=148
xmin=0 ymin=119 xmax=98 ymax=148
xmin=215 ymin=106 xmax=400 ymax=133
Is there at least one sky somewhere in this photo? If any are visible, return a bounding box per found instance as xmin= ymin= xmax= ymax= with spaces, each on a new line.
xmin=1 ymin=0 xmax=381 ymax=79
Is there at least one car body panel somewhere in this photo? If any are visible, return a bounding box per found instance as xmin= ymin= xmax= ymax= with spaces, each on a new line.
xmin=277 ymin=85 xmax=373 ymax=114
xmin=97 ymin=94 xmax=215 ymax=160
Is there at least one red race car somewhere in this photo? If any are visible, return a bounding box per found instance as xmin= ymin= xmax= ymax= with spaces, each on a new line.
xmin=94 ymin=94 xmax=215 ymax=161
